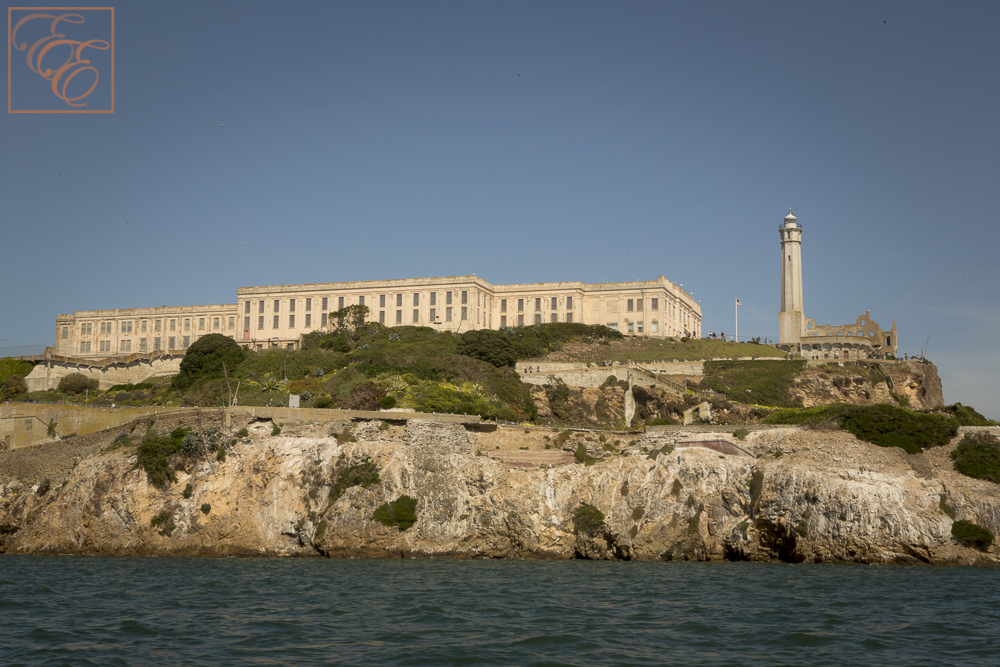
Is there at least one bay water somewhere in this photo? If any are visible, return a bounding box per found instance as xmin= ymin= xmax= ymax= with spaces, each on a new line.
xmin=1 ymin=556 xmax=997 ymax=666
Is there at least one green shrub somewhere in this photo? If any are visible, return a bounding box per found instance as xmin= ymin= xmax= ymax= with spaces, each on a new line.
xmin=150 ymin=510 xmax=175 ymax=536
xmin=946 ymin=403 xmax=998 ymax=426
xmin=380 ymin=395 xmax=397 ymax=409
xmin=0 ymin=358 xmax=34 ymax=384
xmin=1 ymin=374 xmax=28 ymax=400
xmin=335 ymin=427 xmax=357 ymax=444
xmin=572 ymin=503 xmax=606 ymax=537
xmin=172 ymin=334 xmax=246 ymax=390
xmin=271 ymin=423 xmax=282 ymax=436
xmin=329 ymin=457 xmax=381 ymax=503
xmin=457 ymin=329 xmax=518 ymax=368
xmin=733 ymin=427 xmax=750 ymax=441
xmin=200 ymin=503 xmax=211 ymax=515
xmin=765 ymin=404 xmax=958 ymax=454
xmin=182 ymin=483 xmax=193 ymax=499
xmin=58 ymin=373 xmax=99 ymax=395
xmin=951 ymin=519 xmax=994 ymax=550
xmin=135 ymin=427 xmax=189 ymax=487
xmin=237 ymin=427 xmax=249 ymax=438
xmin=647 ymin=444 xmax=674 ymax=460
xmin=951 ymin=432 xmax=1000 ymax=483
xmin=372 ymin=495 xmax=417 ymax=530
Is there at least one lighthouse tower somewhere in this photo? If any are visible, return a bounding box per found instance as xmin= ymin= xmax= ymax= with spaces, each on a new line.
xmin=778 ymin=209 xmax=804 ymax=346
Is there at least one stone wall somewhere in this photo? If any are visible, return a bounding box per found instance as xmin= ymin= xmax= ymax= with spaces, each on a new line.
xmin=25 ymin=353 xmax=183 ymax=392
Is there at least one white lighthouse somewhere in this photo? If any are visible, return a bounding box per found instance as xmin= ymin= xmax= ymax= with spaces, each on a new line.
xmin=778 ymin=209 xmax=804 ymax=346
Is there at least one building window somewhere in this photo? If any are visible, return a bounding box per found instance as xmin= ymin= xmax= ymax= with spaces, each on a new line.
xmin=606 ymin=322 xmax=618 ymax=331
xmin=566 ymin=313 xmax=573 ymax=323
xmin=305 ymin=314 xmax=311 ymax=327
xmin=627 ymin=299 xmax=634 ymax=312
xmin=244 ymin=317 xmax=250 ymax=333
xmin=637 ymin=322 xmax=644 ymax=334
xmin=461 ymin=307 xmax=468 ymax=321
xmin=413 ymin=293 xmax=419 ymax=307
xmin=228 ymin=317 xmax=234 ymax=329
xmin=80 ymin=341 xmax=89 ymax=353
xmin=517 ymin=314 xmax=524 ymax=327
xmin=274 ymin=300 xmax=280 ymax=311
xmin=139 ymin=338 xmax=147 ymax=352
xmin=183 ymin=336 xmax=190 ymax=348
xmin=339 ymin=296 xmax=345 ymax=309
xmin=213 ymin=317 xmax=220 ymax=330
xmin=170 ymin=319 xmax=176 ymax=331
xmin=517 ymin=299 xmax=524 ymax=312
xmin=154 ymin=320 xmax=161 ymax=332
xmin=535 ymin=298 xmax=541 ymax=311
xmin=245 ymin=301 xmax=251 ymax=314
xmin=290 ymin=299 xmax=296 ymax=313
xmin=358 ymin=295 xmax=365 ymax=306
xmin=500 ymin=299 xmax=507 ymax=313
xmin=141 ymin=320 xmax=147 ymax=333
xmin=61 ymin=327 xmax=68 ymax=339
xmin=199 ymin=318 xmax=205 ymax=330
xmin=551 ymin=313 xmax=557 ymax=323
xmin=184 ymin=319 xmax=190 ymax=331
xmin=321 ymin=313 xmax=328 ymax=327
xmin=258 ymin=316 xmax=264 ymax=330
xmin=169 ymin=337 xmax=176 ymax=349
xmin=305 ymin=298 xmax=311 ymax=312
xmin=461 ymin=291 xmax=468 ymax=305
xmin=651 ymin=298 xmax=658 ymax=311
xmin=446 ymin=307 xmax=453 ymax=322
xmin=500 ymin=315 xmax=507 ymax=328
xmin=637 ymin=299 xmax=643 ymax=312
xmin=125 ymin=321 xmax=133 ymax=333
xmin=413 ymin=309 xmax=419 ymax=323
xmin=534 ymin=314 xmax=541 ymax=324
xmin=154 ymin=337 xmax=161 ymax=351
xmin=379 ymin=295 xmax=385 ymax=308
xmin=430 ymin=292 xmax=436 ymax=306
xmin=273 ymin=315 xmax=279 ymax=329
xmin=627 ymin=322 xmax=634 ymax=333
xmin=289 ymin=314 xmax=296 ymax=328
xmin=396 ymin=310 xmax=402 ymax=324
xmin=322 ymin=297 xmax=328 ymax=311
xmin=396 ymin=294 xmax=402 ymax=307
xmin=446 ymin=291 xmax=453 ymax=305
xmin=99 ymin=341 xmax=109 ymax=352
xmin=430 ymin=308 xmax=436 ymax=322
xmin=651 ymin=321 xmax=658 ymax=333
xmin=379 ymin=311 xmax=385 ymax=324
xmin=551 ymin=297 xmax=558 ymax=310
xmin=567 ymin=296 xmax=573 ymax=309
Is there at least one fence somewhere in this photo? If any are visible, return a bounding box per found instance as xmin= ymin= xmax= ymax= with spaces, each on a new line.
xmin=0 ymin=345 xmax=48 ymax=359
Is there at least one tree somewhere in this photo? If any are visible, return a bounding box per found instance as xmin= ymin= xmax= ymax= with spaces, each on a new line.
xmin=330 ymin=304 xmax=370 ymax=334
xmin=172 ymin=333 xmax=246 ymax=390
xmin=58 ymin=373 xmax=98 ymax=395
xmin=457 ymin=329 xmax=517 ymax=368
xmin=1 ymin=374 xmax=28 ymax=399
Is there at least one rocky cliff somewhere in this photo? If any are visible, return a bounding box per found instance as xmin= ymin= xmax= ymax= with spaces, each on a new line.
xmin=1 ymin=418 xmax=997 ymax=565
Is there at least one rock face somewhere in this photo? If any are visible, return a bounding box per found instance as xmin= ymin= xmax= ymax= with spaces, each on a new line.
xmin=1 ymin=419 xmax=997 ymax=565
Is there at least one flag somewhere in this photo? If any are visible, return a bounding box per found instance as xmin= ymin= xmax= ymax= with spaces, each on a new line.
xmin=736 ymin=299 xmax=742 ymax=306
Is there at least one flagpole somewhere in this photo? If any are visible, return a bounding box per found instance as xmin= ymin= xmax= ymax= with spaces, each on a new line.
xmin=735 ymin=298 xmax=738 ymax=343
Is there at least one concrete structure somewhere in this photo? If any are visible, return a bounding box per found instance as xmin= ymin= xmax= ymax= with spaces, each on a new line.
xmin=777 ymin=210 xmax=897 ymax=359
xmin=23 ymin=348 xmax=184 ymax=392
xmin=54 ymin=274 xmax=701 ymax=357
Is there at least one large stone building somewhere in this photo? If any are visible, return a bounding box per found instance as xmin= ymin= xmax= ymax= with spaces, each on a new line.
xmin=54 ymin=274 xmax=701 ymax=358
xmin=778 ymin=209 xmax=897 ymax=359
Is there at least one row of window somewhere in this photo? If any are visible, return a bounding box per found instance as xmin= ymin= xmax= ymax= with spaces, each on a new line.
xmin=69 ymin=317 xmax=234 ymax=339
xmin=499 ymin=296 xmax=576 ymax=313
xmin=245 ymin=291 xmax=475 ymax=315
xmin=80 ymin=336 xmax=197 ymax=353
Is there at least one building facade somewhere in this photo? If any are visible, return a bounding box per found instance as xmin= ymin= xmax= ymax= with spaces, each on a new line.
xmin=54 ymin=275 xmax=701 ymax=358
xmin=777 ymin=209 xmax=897 ymax=359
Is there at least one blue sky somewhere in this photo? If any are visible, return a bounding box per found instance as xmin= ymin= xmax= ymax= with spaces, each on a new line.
xmin=3 ymin=1 xmax=998 ymax=416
